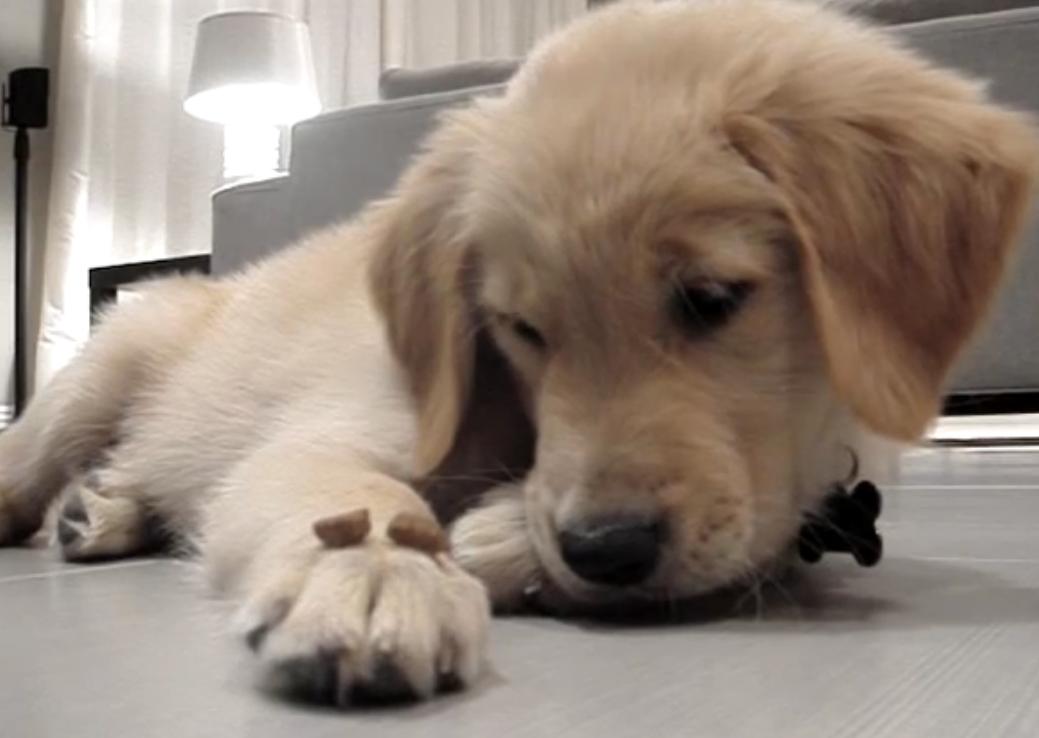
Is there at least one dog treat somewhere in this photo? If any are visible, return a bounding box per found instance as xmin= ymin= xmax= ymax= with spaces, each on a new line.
xmin=387 ymin=512 xmax=449 ymax=556
xmin=313 ymin=508 xmax=372 ymax=548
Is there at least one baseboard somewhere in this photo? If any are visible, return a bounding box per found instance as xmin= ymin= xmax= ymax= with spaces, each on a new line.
xmin=0 ymin=404 xmax=13 ymax=429
xmin=943 ymin=391 xmax=1039 ymax=416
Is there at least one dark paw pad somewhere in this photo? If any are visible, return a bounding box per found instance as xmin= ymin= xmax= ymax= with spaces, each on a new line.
xmin=436 ymin=670 xmax=464 ymax=694
xmin=270 ymin=654 xmax=341 ymax=706
xmin=352 ymin=657 xmax=419 ymax=705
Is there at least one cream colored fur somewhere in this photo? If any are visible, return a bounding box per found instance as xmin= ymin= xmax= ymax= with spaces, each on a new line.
xmin=0 ymin=0 xmax=1035 ymax=704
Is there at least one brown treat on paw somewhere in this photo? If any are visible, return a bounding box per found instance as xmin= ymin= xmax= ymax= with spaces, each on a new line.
xmin=313 ymin=508 xmax=371 ymax=549
xmin=387 ymin=512 xmax=449 ymax=556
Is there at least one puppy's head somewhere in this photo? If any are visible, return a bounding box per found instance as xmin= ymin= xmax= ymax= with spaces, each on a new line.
xmin=371 ymin=0 xmax=1038 ymax=609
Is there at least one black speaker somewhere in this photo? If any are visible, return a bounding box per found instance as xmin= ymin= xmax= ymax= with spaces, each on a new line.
xmin=3 ymin=67 xmax=49 ymax=130
xmin=4 ymin=67 xmax=50 ymax=416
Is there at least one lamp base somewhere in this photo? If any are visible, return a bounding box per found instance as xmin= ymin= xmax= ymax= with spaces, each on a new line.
xmin=222 ymin=123 xmax=281 ymax=181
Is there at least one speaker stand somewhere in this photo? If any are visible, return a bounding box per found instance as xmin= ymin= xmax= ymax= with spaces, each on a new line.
xmin=12 ymin=126 xmax=28 ymax=418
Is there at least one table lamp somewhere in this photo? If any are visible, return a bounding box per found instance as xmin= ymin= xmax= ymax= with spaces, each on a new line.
xmin=184 ymin=11 xmax=320 ymax=180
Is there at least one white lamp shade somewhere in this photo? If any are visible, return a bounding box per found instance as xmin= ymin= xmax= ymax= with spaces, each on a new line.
xmin=184 ymin=11 xmax=320 ymax=126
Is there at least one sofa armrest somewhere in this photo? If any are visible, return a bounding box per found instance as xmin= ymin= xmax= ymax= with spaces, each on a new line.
xmin=286 ymin=84 xmax=504 ymax=240
xmin=894 ymin=8 xmax=1039 ymax=391
xmin=211 ymin=175 xmax=293 ymax=276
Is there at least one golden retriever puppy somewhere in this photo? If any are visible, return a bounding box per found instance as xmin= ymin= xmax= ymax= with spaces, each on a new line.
xmin=0 ymin=0 xmax=1035 ymax=705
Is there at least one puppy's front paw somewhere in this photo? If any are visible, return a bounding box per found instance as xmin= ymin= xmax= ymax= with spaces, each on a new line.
xmin=57 ymin=475 xmax=151 ymax=561
xmin=236 ymin=543 xmax=490 ymax=706
xmin=451 ymin=488 xmax=543 ymax=612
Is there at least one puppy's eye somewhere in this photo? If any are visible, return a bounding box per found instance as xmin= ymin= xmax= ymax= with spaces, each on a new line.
xmin=671 ymin=280 xmax=754 ymax=336
xmin=510 ymin=317 xmax=546 ymax=349
xmin=494 ymin=312 xmax=547 ymax=349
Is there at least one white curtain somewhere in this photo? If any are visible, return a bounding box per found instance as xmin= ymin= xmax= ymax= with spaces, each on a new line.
xmin=35 ymin=0 xmax=585 ymax=391
xmin=383 ymin=0 xmax=586 ymax=69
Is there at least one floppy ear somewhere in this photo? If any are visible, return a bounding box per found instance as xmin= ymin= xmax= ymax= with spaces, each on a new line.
xmin=368 ymin=107 xmax=488 ymax=475
xmin=725 ymin=53 xmax=1039 ymax=440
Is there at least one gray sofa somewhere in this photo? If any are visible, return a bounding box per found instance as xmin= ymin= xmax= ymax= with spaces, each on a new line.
xmin=211 ymin=1 xmax=1039 ymax=396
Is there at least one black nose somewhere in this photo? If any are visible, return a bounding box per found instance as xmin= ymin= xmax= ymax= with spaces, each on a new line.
xmin=558 ymin=518 xmax=662 ymax=587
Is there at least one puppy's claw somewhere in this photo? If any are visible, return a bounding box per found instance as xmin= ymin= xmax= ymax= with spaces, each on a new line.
xmin=236 ymin=596 xmax=294 ymax=653
xmin=61 ymin=494 xmax=89 ymax=524
xmin=245 ymin=624 xmax=271 ymax=653
xmin=56 ymin=517 xmax=84 ymax=547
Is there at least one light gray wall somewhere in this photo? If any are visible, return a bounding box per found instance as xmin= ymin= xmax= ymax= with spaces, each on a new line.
xmin=0 ymin=0 xmax=59 ymax=421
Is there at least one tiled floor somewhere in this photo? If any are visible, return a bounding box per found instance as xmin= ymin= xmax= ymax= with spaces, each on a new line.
xmin=1 ymin=446 xmax=1038 ymax=737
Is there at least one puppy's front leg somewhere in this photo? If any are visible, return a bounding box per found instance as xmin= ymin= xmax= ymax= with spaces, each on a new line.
xmin=202 ymin=438 xmax=490 ymax=705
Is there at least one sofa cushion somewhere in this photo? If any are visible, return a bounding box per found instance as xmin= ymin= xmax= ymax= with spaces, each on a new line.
xmin=379 ymin=59 xmax=520 ymax=100
xmin=838 ymin=0 xmax=1039 ymax=25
